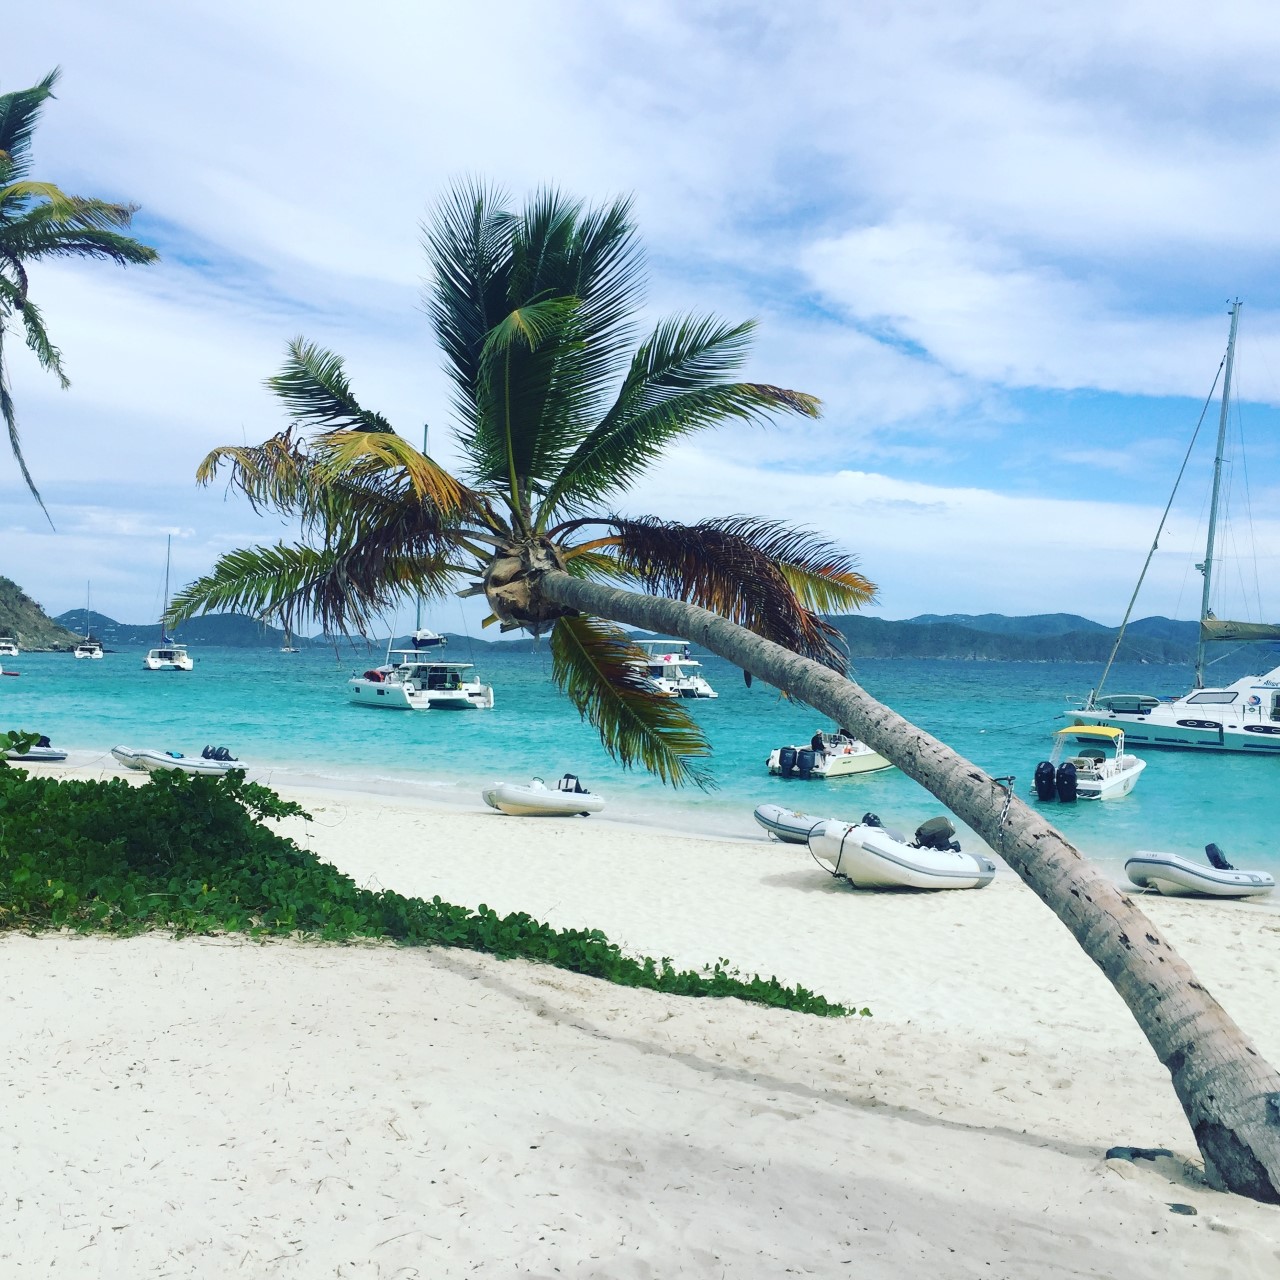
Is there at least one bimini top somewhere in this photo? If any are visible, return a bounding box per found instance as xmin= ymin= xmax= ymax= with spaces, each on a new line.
xmin=1056 ymin=725 xmax=1124 ymax=740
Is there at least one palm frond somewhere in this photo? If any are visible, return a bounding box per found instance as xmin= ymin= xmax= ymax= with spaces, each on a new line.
xmin=310 ymin=429 xmax=476 ymax=517
xmin=592 ymin=515 xmax=873 ymax=669
xmin=197 ymin=429 xmax=311 ymax=515
xmin=0 ymin=336 xmax=50 ymax=521
xmin=539 ymin=316 xmax=820 ymax=519
xmin=550 ymin=614 xmax=712 ymax=788
xmin=267 ymin=338 xmax=395 ymax=433
xmin=14 ymin=296 xmax=67 ymax=384
xmin=0 ymin=70 xmax=58 ymax=185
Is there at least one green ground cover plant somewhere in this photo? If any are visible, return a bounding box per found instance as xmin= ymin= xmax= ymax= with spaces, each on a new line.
xmin=0 ymin=749 xmax=861 ymax=1018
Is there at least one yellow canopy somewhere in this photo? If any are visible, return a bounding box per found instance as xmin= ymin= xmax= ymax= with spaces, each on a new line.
xmin=1056 ymin=725 xmax=1124 ymax=740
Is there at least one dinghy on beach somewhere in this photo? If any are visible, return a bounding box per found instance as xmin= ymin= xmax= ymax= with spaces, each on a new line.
xmin=4 ymin=734 xmax=67 ymax=763
xmin=111 ymin=746 xmax=242 ymax=776
xmin=1125 ymin=847 xmax=1275 ymax=899
xmin=753 ymin=803 xmax=829 ymax=845
xmin=808 ymin=814 xmax=996 ymax=890
xmin=482 ymin=774 xmax=604 ymax=817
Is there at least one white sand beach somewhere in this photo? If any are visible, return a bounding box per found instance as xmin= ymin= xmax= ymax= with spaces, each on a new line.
xmin=4 ymin=760 xmax=1280 ymax=1276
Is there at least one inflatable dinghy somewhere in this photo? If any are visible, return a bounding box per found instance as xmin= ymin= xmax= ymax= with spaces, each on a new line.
xmin=808 ymin=814 xmax=996 ymax=890
xmin=1125 ymin=849 xmax=1274 ymax=899
xmin=483 ymin=774 xmax=604 ymax=817
xmin=753 ymin=803 xmax=830 ymax=845
xmin=111 ymin=745 xmax=241 ymax=776
xmin=5 ymin=734 xmax=68 ymax=763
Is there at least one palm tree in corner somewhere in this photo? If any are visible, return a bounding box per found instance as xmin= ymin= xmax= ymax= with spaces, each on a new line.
xmin=0 ymin=69 xmax=158 ymax=518
xmin=171 ymin=181 xmax=1280 ymax=1202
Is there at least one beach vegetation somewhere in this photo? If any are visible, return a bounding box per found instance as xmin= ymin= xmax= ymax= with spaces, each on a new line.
xmin=0 ymin=68 xmax=158 ymax=519
xmin=0 ymin=761 xmax=858 ymax=1017
xmin=167 ymin=181 xmax=1280 ymax=1200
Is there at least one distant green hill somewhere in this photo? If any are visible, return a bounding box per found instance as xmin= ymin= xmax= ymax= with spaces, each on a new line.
xmin=0 ymin=578 xmax=82 ymax=651
xmin=907 ymin=612 xmax=1109 ymax=637
xmin=52 ymin=609 xmax=301 ymax=649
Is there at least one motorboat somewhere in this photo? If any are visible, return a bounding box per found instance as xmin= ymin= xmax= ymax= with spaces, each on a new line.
xmin=767 ymin=730 xmax=893 ymax=779
xmin=145 ymin=537 xmax=194 ymax=671
xmin=348 ymin=641 xmax=494 ymax=711
xmin=807 ymin=814 xmax=996 ymax=890
xmin=144 ymin=643 xmax=193 ymax=671
xmin=482 ymin=774 xmax=605 ymax=817
xmin=1070 ymin=302 xmax=1280 ymax=755
xmin=1033 ymin=726 xmax=1146 ymax=802
xmin=4 ymin=734 xmax=67 ymax=763
xmin=633 ymin=640 xmax=717 ymax=699
xmin=1125 ymin=847 xmax=1275 ymax=899
xmin=73 ymin=638 xmax=104 ymax=660
xmin=753 ymin=803 xmax=830 ymax=845
xmin=111 ymin=745 xmax=241 ymax=776
xmin=0 ymin=636 xmax=18 ymax=657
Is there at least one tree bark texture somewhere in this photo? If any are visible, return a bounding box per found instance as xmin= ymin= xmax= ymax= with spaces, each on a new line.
xmin=540 ymin=569 xmax=1280 ymax=1202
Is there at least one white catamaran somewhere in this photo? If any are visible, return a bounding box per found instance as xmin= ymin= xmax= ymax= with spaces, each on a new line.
xmin=143 ymin=536 xmax=194 ymax=671
xmin=1067 ymin=301 xmax=1280 ymax=753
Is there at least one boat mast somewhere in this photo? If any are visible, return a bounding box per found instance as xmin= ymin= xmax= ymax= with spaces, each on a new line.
xmin=1194 ymin=300 xmax=1241 ymax=687
xmin=415 ymin=424 xmax=428 ymax=633
xmin=163 ymin=534 xmax=172 ymax=643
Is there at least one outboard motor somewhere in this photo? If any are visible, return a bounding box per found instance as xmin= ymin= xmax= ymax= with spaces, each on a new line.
xmin=914 ymin=816 xmax=961 ymax=852
xmin=796 ymin=747 xmax=816 ymax=779
xmin=777 ymin=746 xmax=797 ymax=776
xmin=1205 ymin=842 xmax=1234 ymax=871
xmin=1055 ymin=760 xmax=1078 ymax=802
xmin=36 ymin=735 xmax=51 ymax=748
xmin=1033 ymin=761 xmax=1057 ymax=801
xmin=861 ymin=812 xmax=883 ymax=828
xmin=557 ymin=773 xmax=588 ymax=794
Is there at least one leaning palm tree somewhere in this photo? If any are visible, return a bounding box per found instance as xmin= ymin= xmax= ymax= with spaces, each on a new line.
xmin=0 ymin=68 xmax=158 ymax=517
xmin=172 ymin=181 xmax=1280 ymax=1202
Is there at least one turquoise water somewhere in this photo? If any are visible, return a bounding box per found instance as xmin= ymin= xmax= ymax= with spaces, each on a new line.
xmin=4 ymin=647 xmax=1276 ymax=871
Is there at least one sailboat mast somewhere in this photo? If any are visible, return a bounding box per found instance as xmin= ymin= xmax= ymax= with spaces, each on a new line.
xmin=163 ymin=534 xmax=172 ymax=642
xmin=1194 ymin=300 xmax=1241 ymax=687
xmin=415 ymin=424 xmax=428 ymax=633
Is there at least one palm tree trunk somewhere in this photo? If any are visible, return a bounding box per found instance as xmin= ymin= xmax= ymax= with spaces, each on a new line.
xmin=540 ymin=568 xmax=1280 ymax=1202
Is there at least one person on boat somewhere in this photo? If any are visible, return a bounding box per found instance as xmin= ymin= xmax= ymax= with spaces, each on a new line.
xmin=810 ymin=730 xmax=826 ymax=753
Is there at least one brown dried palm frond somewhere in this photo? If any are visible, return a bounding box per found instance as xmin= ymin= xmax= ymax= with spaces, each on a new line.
xmin=550 ymin=614 xmax=712 ymax=788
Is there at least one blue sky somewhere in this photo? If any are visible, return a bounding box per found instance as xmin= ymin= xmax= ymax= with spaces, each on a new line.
xmin=3 ymin=0 xmax=1279 ymax=630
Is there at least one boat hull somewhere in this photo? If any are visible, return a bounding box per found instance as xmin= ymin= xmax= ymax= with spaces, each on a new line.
xmin=753 ymin=803 xmax=830 ymax=844
xmin=111 ymin=746 xmax=237 ymax=776
xmin=1126 ymin=852 xmax=1275 ymax=898
xmin=4 ymin=746 xmax=68 ymax=763
xmin=767 ymin=744 xmax=893 ymax=778
xmin=808 ymin=821 xmax=996 ymax=890
xmin=482 ymin=782 xmax=605 ymax=817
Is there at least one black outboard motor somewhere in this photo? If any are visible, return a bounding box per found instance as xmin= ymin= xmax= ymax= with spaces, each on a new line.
xmin=1055 ymin=760 xmax=1078 ymax=802
xmin=796 ymin=747 xmax=816 ymax=779
xmin=914 ymin=816 xmax=961 ymax=852
xmin=557 ymin=773 xmax=588 ymax=794
xmin=36 ymin=735 xmax=51 ymax=748
xmin=861 ymin=812 xmax=883 ymax=827
xmin=1033 ymin=761 xmax=1057 ymax=801
xmin=1205 ymin=842 xmax=1234 ymax=871
xmin=777 ymin=746 xmax=797 ymax=776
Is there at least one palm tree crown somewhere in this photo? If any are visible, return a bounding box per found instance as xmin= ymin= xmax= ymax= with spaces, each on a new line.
xmin=0 ymin=68 xmax=158 ymax=517
xmin=172 ymin=180 xmax=875 ymax=784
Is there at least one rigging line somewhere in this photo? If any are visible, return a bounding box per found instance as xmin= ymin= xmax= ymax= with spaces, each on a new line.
xmin=1090 ymin=358 xmax=1225 ymax=704
xmin=1230 ymin=374 xmax=1266 ymax=621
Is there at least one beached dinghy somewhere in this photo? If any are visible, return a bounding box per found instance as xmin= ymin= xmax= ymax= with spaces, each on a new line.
xmin=1125 ymin=845 xmax=1275 ymax=898
xmin=808 ymin=814 xmax=996 ymax=890
xmin=482 ymin=774 xmax=605 ymax=817
xmin=111 ymin=745 xmax=241 ymax=776
xmin=4 ymin=734 xmax=68 ymax=763
xmin=753 ymin=803 xmax=830 ymax=845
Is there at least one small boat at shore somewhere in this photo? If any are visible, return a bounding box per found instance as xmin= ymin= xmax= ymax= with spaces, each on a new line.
xmin=808 ymin=814 xmax=996 ymax=890
xmin=1034 ymin=726 xmax=1146 ymax=802
xmin=4 ymin=734 xmax=67 ymax=763
xmin=1125 ymin=847 xmax=1275 ymax=898
xmin=482 ymin=774 xmax=605 ymax=817
xmin=753 ymin=803 xmax=830 ymax=845
xmin=767 ymin=730 xmax=892 ymax=779
xmin=111 ymin=745 xmax=242 ymax=776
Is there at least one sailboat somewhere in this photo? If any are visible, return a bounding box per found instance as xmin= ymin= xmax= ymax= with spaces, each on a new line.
xmin=1067 ymin=301 xmax=1280 ymax=752
xmin=280 ymin=623 xmax=300 ymax=654
xmin=73 ymin=582 xmax=104 ymax=659
xmin=143 ymin=536 xmax=194 ymax=671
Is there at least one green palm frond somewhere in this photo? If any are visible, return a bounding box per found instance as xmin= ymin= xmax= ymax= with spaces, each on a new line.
xmin=197 ymin=429 xmax=311 ymax=515
xmin=539 ymin=317 xmax=820 ymax=520
xmin=0 ymin=70 xmax=58 ymax=185
xmin=550 ymin=614 xmax=712 ymax=788
xmin=0 ymin=339 xmax=48 ymax=520
xmin=590 ymin=515 xmax=867 ymax=668
xmin=267 ymin=338 xmax=395 ymax=433
xmin=310 ymin=429 xmax=477 ymax=518
xmin=13 ymin=295 xmax=67 ymax=384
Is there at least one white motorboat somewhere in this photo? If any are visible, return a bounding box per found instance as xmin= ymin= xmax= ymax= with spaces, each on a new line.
xmin=1126 ymin=849 xmax=1275 ymax=899
xmin=808 ymin=815 xmax=996 ymax=890
xmin=633 ymin=640 xmax=717 ymax=699
xmin=753 ymin=803 xmax=830 ymax=845
xmin=1033 ymin=726 xmax=1146 ymax=802
xmin=4 ymin=735 xmax=67 ymax=763
xmin=482 ymin=774 xmax=605 ymax=817
xmin=73 ymin=638 xmax=104 ymax=659
xmin=0 ymin=636 xmax=18 ymax=658
xmin=348 ymin=635 xmax=493 ymax=711
xmin=111 ymin=745 xmax=241 ymax=776
xmin=145 ymin=537 xmax=194 ymax=671
xmin=1070 ymin=302 xmax=1280 ymax=755
xmin=767 ymin=730 xmax=893 ymax=779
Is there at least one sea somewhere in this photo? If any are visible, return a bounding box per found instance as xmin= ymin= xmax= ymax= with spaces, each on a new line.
xmin=4 ymin=645 xmax=1277 ymax=875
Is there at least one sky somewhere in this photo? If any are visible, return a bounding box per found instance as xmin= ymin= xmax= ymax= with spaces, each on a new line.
xmin=4 ymin=0 xmax=1280 ymax=632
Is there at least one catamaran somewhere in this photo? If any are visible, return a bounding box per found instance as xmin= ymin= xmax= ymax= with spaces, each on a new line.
xmin=143 ymin=536 xmax=194 ymax=671
xmin=1067 ymin=301 xmax=1280 ymax=752
xmin=633 ymin=640 xmax=718 ymax=698
xmin=73 ymin=582 xmax=104 ymax=659
xmin=348 ymin=627 xmax=494 ymax=710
